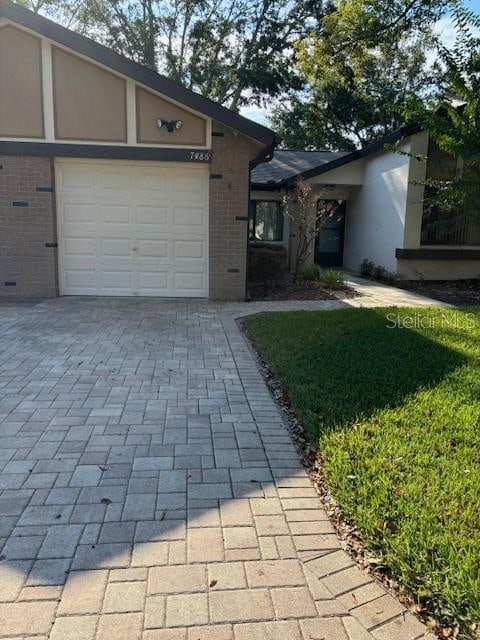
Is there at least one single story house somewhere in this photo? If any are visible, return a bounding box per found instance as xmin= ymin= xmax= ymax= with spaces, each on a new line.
xmin=251 ymin=128 xmax=480 ymax=280
xmin=1 ymin=1 xmax=478 ymax=304
xmin=0 ymin=0 xmax=277 ymax=301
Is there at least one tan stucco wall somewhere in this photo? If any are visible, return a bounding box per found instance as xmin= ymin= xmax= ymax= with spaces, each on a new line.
xmin=397 ymin=258 xmax=480 ymax=280
xmin=402 ymin=131 xmax=429 ymax=250
xmin=53 ymin=47 xmax=127 ymax=142
xmin=136 ymin=88 xmax=207 ymax=146
xmin=0 ymin=25 xmax=44 ymax=139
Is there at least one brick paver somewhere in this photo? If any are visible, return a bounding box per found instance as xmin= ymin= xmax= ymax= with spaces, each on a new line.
xmin=0 ymin=293 xmax=439 ymax=639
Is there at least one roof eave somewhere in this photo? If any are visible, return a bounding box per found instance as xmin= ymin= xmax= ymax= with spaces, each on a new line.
xmin=0 ymin=0 xmax=277 ymax=147
xmin=279 ymin=123 xmax=423 ymax=187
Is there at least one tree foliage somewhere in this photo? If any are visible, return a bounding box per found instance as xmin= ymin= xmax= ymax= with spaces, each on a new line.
xmin=272 ymin=0 xmax=451 ymax=149
xmin=24 ymin=0 xmax=322 ymax=110
xmin=402 ymin=3 xmax=480 ymax=223
xmin=272 ymin=36 xmax=437 ymax=150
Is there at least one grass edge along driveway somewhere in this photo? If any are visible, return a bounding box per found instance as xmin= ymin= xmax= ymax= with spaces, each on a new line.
xmin=244 ymin=307 xmax=480 ymax=639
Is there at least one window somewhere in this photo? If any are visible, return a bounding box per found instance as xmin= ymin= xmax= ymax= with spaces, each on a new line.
xmin=249 ymin=200 xmax=284 ymax=242
xmin=421 ymin=186 xmax=480 ymax=246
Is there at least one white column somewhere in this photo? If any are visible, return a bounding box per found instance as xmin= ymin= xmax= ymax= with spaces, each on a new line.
xmin=126 ymin=79 xmax=136 ymax=145
xmin=41 ymin=40 xmax=55 ymax=141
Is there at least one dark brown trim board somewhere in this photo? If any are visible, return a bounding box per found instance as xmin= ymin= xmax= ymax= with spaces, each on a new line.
xmin=396 ymin=248 xmax=480 ymax=260
xmin=0 ymin=141 xmax=212 ymax=162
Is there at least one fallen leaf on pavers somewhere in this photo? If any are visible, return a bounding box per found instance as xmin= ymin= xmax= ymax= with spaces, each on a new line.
xmin=209 ymin=580 xmax=217 ymax=588
xmin=159 ymin=511 xmax=166 ymax=521
xmin=55 ymin=514 xmax=62 ymax=519
xmin=100 ymin=498 xmax=112 ymax=505
xmin=98 ymin=465 xmax=107 ymax=471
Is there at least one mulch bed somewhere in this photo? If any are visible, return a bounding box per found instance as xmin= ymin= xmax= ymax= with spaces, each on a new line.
xmin=248 ymin=274 xmax=359 ymax=301
xmin=396 ymin=279 xmax=480 ymax=306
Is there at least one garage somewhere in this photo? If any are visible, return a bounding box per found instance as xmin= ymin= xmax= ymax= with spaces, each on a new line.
xmin=0 ymin=2 xmax=276 ymax=300
xmin=56 ymin=160 xmax=209 ymax=297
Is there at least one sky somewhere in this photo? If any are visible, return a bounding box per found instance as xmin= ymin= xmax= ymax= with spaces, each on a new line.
xmin=240 ymin=0 xmax=480 ymax=127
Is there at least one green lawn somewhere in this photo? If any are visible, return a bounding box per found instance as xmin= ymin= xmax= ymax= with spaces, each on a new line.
xmin=244 ymin=307 xmax=480 ymax=637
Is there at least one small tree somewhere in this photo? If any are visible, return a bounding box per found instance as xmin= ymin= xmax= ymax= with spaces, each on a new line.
xmin=282 ymin=179 xmax=343 ymax=280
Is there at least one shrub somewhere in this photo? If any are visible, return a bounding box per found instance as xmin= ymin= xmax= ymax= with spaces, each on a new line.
xmin=320 ymin=269 xmax=345 ymax=288
xmin=248 ymin=243 xmax=287 ymax=286
xmin=360 ymin=258 xmax=375 ymax=276
xmin=301 ymin=263 xmax=321 ymax=280
xmin=373 ymin=264 xmax=386 ymax=279
xmin=361 ymin=259 xmax=398 ymax=282
xmin=382 ymin=269 xmax=398 ymax=283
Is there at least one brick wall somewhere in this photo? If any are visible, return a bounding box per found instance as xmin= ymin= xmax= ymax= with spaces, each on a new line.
xmin=209 ymin=123 xmax=262 ymax=301
xmin=1 ymin=133 xmax=264 ymax=301
xmin=0 ymin=156 xmax=58 ymax=297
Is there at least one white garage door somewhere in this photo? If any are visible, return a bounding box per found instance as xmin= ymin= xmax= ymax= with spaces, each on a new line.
xmin=56 ymin=160 xmax=209 ymax=297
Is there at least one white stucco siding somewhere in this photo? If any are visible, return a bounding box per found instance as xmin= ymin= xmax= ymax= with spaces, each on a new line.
xmin=308 ymin=158 xmax=365 ymax=185
xmin=343 ymin=142 xmax=412 ymax=273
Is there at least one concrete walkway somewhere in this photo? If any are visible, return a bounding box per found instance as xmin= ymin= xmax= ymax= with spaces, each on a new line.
xmin=0 ymin=284 xmax=441 ymax=640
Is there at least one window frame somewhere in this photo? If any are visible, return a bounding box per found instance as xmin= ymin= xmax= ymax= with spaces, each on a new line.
xmin=249 ymin=199 xmax=284 ymax=242
xmin=420 ymin=185 xmax=480 ymax=247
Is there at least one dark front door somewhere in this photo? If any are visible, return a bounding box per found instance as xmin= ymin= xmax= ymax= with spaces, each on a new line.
xmin=315 ymin=199 xmax=346 ymax=267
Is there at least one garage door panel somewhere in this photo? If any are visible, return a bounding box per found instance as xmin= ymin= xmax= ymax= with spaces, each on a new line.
xmin=63 ymin=237 xmax=96 ymax=256
xmin=136 ymin=205 xmax=169 ymax=227
xmin=136 ymin=173 xmax=168 ymax=192
xmin=99 ymin=204 xmax=131 ymax=224
xmin=100 ymin=238 xmax=131 ymax=256
xmin=137 ymin=239 xmax=169 ymax=258
xmin=174 ymin=271 xmax=205 ymax=293
xmin=101 ymin=270 xmax=133 ymax=289
xmin=97 ymin=172 xmax=132 ymax=192
xmin=57 ymin=161 xmax=208 ymax=297
xmin=60 ymin=168 xmax=94 ymax=190
xmin=137 ymin=270 xmax=170 ymax=295
xmin=63 ymin=203 xmax=96 ymax=222
xmin=173 ymin=172 xmax=205 ymax=193
xmin=174 ymin=239 xmax=205 ymax=259
xmin=64 ymin=269 xmax=97 ymax=289
xmin=173 ymin=206 xmax=205 ymax=227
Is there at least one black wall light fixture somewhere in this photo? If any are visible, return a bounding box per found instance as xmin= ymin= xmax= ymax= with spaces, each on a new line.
xmin=156 ymin=119 xmax=183 ymax=132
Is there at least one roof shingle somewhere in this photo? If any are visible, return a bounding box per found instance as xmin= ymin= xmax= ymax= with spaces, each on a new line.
xmin=251 ymin=150 xmax=350 ymax=186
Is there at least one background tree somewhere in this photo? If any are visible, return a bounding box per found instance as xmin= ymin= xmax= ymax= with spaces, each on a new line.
xmin=21 ymin=0 xmax=323 ymax=110
xmin=272 ymin=0 xmax=451 ymax=149
xmin=401 ymin=3 xmax=480 ymax=228
xmin=272 ymin=36 xmax=438 ymax=150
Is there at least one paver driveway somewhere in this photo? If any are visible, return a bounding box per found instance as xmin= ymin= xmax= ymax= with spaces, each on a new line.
xmin=0 ymin=298 xmax=433 ymax=640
